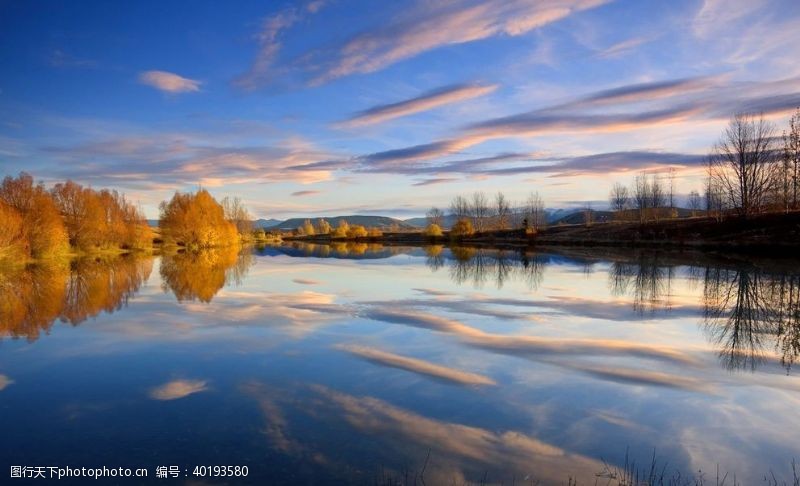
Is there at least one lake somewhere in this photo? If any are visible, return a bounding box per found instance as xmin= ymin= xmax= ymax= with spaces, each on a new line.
xmin=1 ymin=243 xmax=799 ymax=485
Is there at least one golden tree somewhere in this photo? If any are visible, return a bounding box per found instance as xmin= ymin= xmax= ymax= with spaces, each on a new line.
xmin=0 ymin=173 xmax=68 ymax=258
xmin=158 ymin=189 xmax=238 ymax=248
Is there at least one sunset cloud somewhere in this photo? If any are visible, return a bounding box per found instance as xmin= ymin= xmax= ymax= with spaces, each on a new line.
xmin=138 ymin=70 xmax=201 ymax=93
xmin=338 ymin=84 xmax=497 ymax=127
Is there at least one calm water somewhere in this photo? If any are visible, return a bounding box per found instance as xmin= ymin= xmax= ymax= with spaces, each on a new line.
xmin=1 ymin=243 xmax=799 ymax=485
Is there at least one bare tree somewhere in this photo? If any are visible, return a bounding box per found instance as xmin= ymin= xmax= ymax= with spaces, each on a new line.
xmin=708 ymin=114 xmax=779 ymax=216
xmin=781 ymin=108 xmax=800 ymax=210
xmin=494 ymin=192 xmax=510 ymax=230
xmin=667 ymin=168 xmax=677 ymax=209
xmin=609 ymin=182 xmax=629 ymax=215
xmin=705 ymin=174 xmax=725 ymax=221
xmin=650 ymin=174 xmax=667 ymax=221
xmin=450 ymin=195 xmax=470 ymax=221
xmin=688 ymin=190 xmax=702 ymax=216
xmin=632 ymin=173 xmax=650 ymax=222
xmin=426 ymin=207 xmax=444 ymax=227
xmin=522 ymin=192 xmax=546 ymax=231
xmin=470 ymin=191 xmax=489 ymax=232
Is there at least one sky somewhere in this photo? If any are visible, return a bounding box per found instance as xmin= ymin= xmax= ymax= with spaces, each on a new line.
xmin=1 ymin=0 xmax=800 ymax=220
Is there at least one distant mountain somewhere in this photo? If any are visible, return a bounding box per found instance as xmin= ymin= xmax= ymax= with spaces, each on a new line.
xmin=270 ymin=215 xmax=416 ymax=231
xmin=404 ymin=214 xmax=459 ymax=229
xmin=253 ymin=218 xmax=283 ymax=229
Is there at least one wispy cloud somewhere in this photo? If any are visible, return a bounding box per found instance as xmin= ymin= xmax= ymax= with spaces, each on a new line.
xmin=338 ymin=84 xmax=497 ymax=127
xmin=139 ymin=70 xmax=201 ymax=93
xmin=306 ymin=0 xmax=611 ymax=85
xmin=48 ymin=49 xmax=97 ymax=68
xmin=337 ymin=344 xmax=496 ymax=386
xmin=235 ymin=2 xmax=327 ymax=90
xmin=149 ymin=379 xmax=208 ymax=400
xmin=291 ymin=190 xmax=322 ymax=197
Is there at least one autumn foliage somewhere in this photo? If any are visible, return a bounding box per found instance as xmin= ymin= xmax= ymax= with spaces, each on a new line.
xmin=1 ymin=173 xmax=69 ymax=259
xmin=158 ymin=189 xmax=239 ymax=249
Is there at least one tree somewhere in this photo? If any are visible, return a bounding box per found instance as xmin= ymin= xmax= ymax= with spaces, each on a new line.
xmin=609 ymin=183 xmax=629 ymax=215
xmin=494 ymin=192 xmax=511 ymax=230
xmin=158 ymin=189 xmax=238 ymax=249
xmin=470 ymin=192 xmax=489 ymax=232
xmin=449 ymin=195 xmax=470 ymax=221
xmin=781 ymin=108 xmax=800 ymax=210
xmin=522 ymin=192 xmax=546 ymax=231
xmin=0 ymin=200 xmax=26 ymax=261
xmin=632 ymin=173 xmax=650 ymax=222
xmin=221 ymin=196 xmax=253 ymax=235
xmin=708 ymin=114 xmax=779 ymax=216
xmin=347 ymin=224 xmax=368 ymax=238
xmin=426 ymin=207 xmax=444 ymax=227
xmin=450 ymin=218 xmax=474 ymax=238
xmin=332 ymin=219 xmax=350 ymax=238
xmin=316 ymin=218 xmax=331 ymax=235
xmin=302 ymin=219 xmax=315 ymax=236
xmin=688 ymin=190 xmax=702 ymax=216
xmin=650 ymin=174 xmax=667 ymax=221
xmin=0 ymin=173 xmax=69 ymax=258
xmin=424 ymin=224 xmax=443 ymax=237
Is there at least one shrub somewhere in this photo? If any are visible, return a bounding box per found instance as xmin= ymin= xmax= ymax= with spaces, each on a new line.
xmin=367 ymin=227 xmax=383 ymax=237
xmin=450 ymin=218 xmax=474 ymax=238
xmin=347 ymin=225 xmax=368 ymax=238
xmin=424 ymin=223 xmax=443 ymax=237
xmin=332 ymin=220 xmax=350 ymax=238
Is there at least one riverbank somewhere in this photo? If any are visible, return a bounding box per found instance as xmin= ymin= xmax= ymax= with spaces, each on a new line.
xmin=283 ymin=211 xmax=800 ymax=253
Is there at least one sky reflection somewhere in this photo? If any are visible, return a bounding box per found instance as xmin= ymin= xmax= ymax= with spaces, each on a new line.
xmin=1 ymin=244 xmax=799 ymax=484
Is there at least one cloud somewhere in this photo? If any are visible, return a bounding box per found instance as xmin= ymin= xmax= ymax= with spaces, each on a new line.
xmin=337 ymin=344 xmax=496 ymax=386
xmin=149 ymin=379 xmax=208 ymax=400
xmin=305 ymin=0 xmax=610 ymax=85
xmin=596 ymin=36 xmax=652 ymax=58
xmin=235 ymin=2 xmax=327 ymax=90
xmin=293 ymin=278 xmax=321 ymax=285
xmin=48 ymin=49 xmax=97 ymax=68
xmin=139 ymin=70 xmax=201 ymax=93
xmin=0 ymin=374 xmax=13 ymax=391
xmin=291 ymin=190 xmax=322 ymax=197
xmin=42 ymin=132 xmax=338 ymax=188
xmin=412 ymin=177 xmax=459 ymax=186
xmin=338 ymin=84 xmax=497 ymax=127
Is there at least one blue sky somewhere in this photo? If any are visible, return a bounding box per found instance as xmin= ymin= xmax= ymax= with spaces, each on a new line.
xmin=1 ymin=0 xmax=799 ymax=219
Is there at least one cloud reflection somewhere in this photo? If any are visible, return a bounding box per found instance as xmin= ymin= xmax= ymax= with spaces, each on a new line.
xmin=149 ymin=379 xmax=208 ymax=400
xmin=337 ymin=344 xmax=496 ymax=386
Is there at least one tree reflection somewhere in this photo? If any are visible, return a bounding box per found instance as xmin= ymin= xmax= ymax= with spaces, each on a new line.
xmin=702 ymin=266 xmax=800 ymax=372
xmin=607 ymin=254 xmax=674 ymax=314
xmin=160 ymin=247 xmax=253 ymax=303
xmin=438 ymin=247 xmax=544 ymax=290
xmin=0 ymin=255 xmax=152 ymax=341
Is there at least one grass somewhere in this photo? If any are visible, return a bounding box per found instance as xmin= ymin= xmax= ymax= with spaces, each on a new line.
xmin=375 ymin=450 xmax=800 ymax=486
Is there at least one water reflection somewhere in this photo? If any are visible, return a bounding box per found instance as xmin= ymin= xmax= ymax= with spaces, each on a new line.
xmin=701 ymin=266 xmax=800 ymax=372
xmin=608 ymin=255 xmax=675 ymax=314
xmin=439 ymin=247 xmax=545 ymax=290
xmin=0 ymin=255 xmax=151 ymax=341
xmin=160 ymin=247 xmax=254 ymax=303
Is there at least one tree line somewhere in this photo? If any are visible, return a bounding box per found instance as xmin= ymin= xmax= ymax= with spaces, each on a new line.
xmin=0 ymin=173 xmax=258 ymax=262
xmin=608 ymin=109 xmax=800 ymax=222
xmin=424 ymin=191 xmax=547 ymax=237
xmin=294 ymin=218 xmax=382 ymax=239
xmin=0 ymin=173 xmax=151 ymax=261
